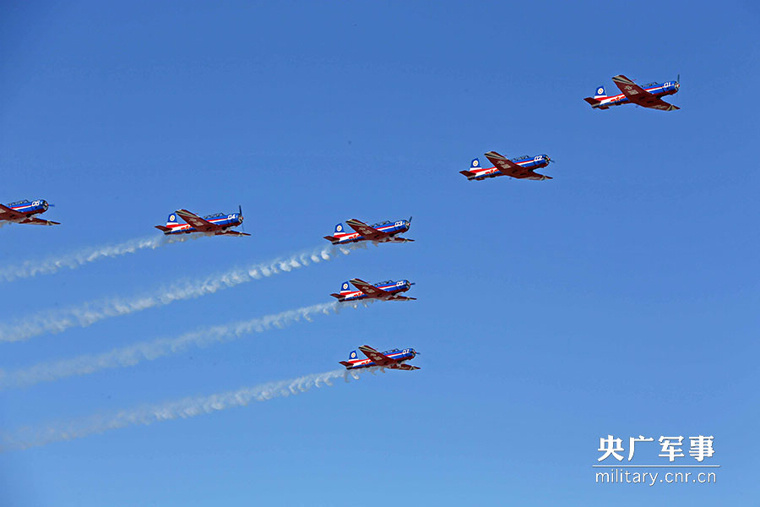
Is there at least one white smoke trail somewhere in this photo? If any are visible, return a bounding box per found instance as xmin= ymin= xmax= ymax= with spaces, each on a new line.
xmin=0 ymin=367 xmax=382 ymax=452
xmin=0 ymin=300 xmax=373 ymax=389
xmin=0 ymin=234 xmax=207 ymax=283
xmin=0 ymin=243 xmax=364 ymax=343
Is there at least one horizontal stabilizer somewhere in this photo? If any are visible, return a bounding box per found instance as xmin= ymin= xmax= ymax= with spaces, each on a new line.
xmin=155 ymin=225 xmax=171 ymax=232
xmin=393 ymin=364 xmax=420 ymax=371
xmin=22 ymin=218 xmax=61 ymax=226
xmin=460 ymin=170 xmax=475 ymax=177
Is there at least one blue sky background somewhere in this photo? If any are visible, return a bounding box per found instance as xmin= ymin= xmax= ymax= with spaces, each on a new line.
xmin=1 ymin=1 xmax=758 ymax=505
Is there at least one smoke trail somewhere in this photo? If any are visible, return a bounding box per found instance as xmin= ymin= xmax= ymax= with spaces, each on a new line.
xmin=0 ymin=243 xmax=363 ymax=343
xmin=0 ymin=300 xmax=373 ymax=389
xmin=0 ymin=367 xmax=382 ymax=452
xmin=0 ymin=234 xmax=207 ymax=283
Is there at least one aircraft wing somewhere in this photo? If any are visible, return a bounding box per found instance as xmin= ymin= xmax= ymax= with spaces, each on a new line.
xmin=345 ymin=219 xmax=391 ymax=241
xmin=350 ymin=278 xmax=392 ymax=299
xmin=217 ymin=230 xmax=251 ymax=237
xmin=358 ymin=345 xmax=397 ymax=366
xmin=0 ymin=203 xmax=26 ymax=221
xmin=390 ymin=363 xmax=420 ymax=370
xmin=484 ymin=151 xmax=550 ymax=180
xmin=484 ymin=151 xmax=523 ymax=177
xmin=612 ymin=75 xmax=679 ymax=111
xmin=175 ymin=209 xmax=221 ymax=232
xmin=20 ymin=217 xmax=60 ymax=226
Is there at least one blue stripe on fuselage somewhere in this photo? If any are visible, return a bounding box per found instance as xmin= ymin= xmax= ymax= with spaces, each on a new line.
xmin=346 ymin=350 xmax=415 ymax=369
xmin=606 ymin=82 xmax=677 ymax=105
xmin=167 ymin=216 xmax=241 ymax=233
xmin=335 ymin=222 xmax=408 ymax=243
xmin=341 ymin=282 xmax=411 ymax=300
xmin=8 ymin=203 xmax=45 ymax=214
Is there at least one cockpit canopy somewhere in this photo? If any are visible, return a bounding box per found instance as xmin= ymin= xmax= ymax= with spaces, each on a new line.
xmin=370 ymin=220 xmax=391 ymax=228
xmin=8 ymin=199 xmax=31 ymax=206
xmin=374 ymin=280 xmax=394 ymax=286
xmin=203 ymin=212 xmax=226 ymax=219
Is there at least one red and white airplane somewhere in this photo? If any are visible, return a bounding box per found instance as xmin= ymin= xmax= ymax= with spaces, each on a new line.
xmin=0 ymin=199 xmax=59 ymax=226
xmin=461 ymin=151 xmax=553 ymax=181
xmin=330 ymin=278 xmax=416 ymax=302
xmin=155 ymin=206 xmax=249 ymax=236
xmin=340 ymin=345 xmax=420 ymax=371
xmin=584 ymin=74 xmax=680 ymax=111
xmin=324 ymin=217 xmax=413 ymax=245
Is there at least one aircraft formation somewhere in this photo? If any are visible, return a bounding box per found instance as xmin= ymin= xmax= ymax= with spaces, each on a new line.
xmin=4 ymin=73 xmax=679 ymax=374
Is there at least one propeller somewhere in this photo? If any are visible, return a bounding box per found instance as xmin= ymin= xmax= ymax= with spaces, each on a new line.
xmin=408 ymin=215 xmax=413 ymax=223
xmin=238 ymin=204 xmax=245 ymax=232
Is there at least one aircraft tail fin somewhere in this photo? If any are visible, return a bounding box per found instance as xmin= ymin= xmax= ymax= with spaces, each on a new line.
xmin=166 ymin=213 xmax=179 ymax=227
xmin=339 ymin=281 xmax=352 ymax=295
xmin=323 ymin=223 xmax=346 ymax=243
xmin=460 ymin=158 xmax=481 ymax=178
xmin=582 ymin=86 xmax=608 ymax=108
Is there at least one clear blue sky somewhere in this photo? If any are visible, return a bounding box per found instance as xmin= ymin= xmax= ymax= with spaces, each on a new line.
xmin=1 ymin=1 xmax=758 ymax=505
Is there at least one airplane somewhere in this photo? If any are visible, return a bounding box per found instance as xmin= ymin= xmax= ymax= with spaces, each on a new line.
xmin=340 ymin=345 xmax=420 ymax=371
xmin=461 ymin=151 xmax=553 ymax=181
xmin=0 ymin=199 xmax=60 ymax=226
xmin=155 ymin=206 xmax=249 ymax=236
xmin=584 ymin=74 xmax=680 ymax=111
xmin=324 ymin=217 xmax=413 ymax=245
xmin=330 ymin=278 xmax=416 ymax=302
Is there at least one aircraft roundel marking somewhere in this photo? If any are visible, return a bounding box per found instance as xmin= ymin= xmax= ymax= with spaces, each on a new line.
xmin=597 ymin=87 xmax=604 ymax=95
xmin=337 ymin=225 xmax=343 ymax=232
xmin=473 ymin=159 xmax=479 ymax=167
xmin=342 ymin=283 xmax=349 ymax=290
xmin=169 ymin=214 xmax=176 ymax=221
xmin=350 ymin=351 xmax=357 ymax=359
